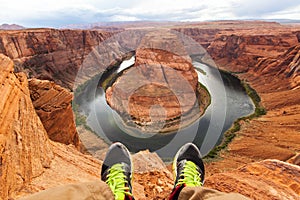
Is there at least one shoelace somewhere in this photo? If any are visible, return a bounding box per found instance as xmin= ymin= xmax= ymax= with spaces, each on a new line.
xmin=176 ymin=161 xmax=203 ymax=187
xmin=105 ymin=163 xmax=133 ymax=200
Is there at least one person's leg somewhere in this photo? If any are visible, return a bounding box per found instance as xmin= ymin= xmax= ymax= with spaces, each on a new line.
xmin=19 ymin=180 xmax=114 ymax=200
xmin=178 ymin=186 xmax=250 ymax=200
xmin=20 ymin=142 xmax=134 ymax=200
xmin=169 ymin=143 xmax=250 ymax=200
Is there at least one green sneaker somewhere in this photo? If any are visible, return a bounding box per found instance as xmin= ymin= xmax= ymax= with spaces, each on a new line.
xmin=169 ymin=143 xmax=205 ymax=200
xmin=101 ymin=142 xmax=134 ymax=200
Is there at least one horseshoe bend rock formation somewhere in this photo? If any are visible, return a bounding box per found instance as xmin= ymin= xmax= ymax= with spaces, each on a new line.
xmin=106 ymin=47 xmax=208 ymax=132
xmin=0 ymin=54 xmax=53 ymax=200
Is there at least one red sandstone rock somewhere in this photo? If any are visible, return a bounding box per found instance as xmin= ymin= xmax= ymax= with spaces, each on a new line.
xmin=172 ymin=28 xmax=221 ymax=48
xmin=207 ymin=32 xmax=298 ymax=73
xmin=173 ymin=23 xmax=300 ymax=191
xmin=106 ymin=48 xmax=198 ymax=126
xmin=206 ymin=160 xmax=300 ymax=199
xmin=0 ymin=29 xmax=114 ymax=90
xmin=0 ymin=54 xmax=107 ymax=200
xmin=132 ymin=150 xmax=174 ymax=200
xmin=0 ymin=54 xmax=53 ymax=200
xmin=29 ymin=78 xmax=81 ymax=148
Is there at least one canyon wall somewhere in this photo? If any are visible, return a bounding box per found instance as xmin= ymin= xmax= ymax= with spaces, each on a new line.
xmin=0 ymin=29 xmax=119 ymax=148
xmin=174 ymin=23 xmax=300 ymax=196
xmin=206 ymin=28 xmax=300 ymax=92
xmin=172 ymin=28 xmax=221 ymax=48
xmin=0 ymin=54 xmax=53 ymax=200
xmin=208 ymin=31 xmax=298 ymax=74
xmin=28 ymin=79 xmax=81 ymax=148
xmin=173 ymin=22 xmax=299 ymax=79
xmin=0 ymin=29 xmax=114 ymax=90
xmin=0 ymin=54 xmax=107 ymax=200
xmin=174 ymin=23 xmax=299 ymax=91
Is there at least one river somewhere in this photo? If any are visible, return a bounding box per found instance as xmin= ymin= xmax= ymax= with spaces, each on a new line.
xmin=74 ymin=58 xmax=254 ymax=160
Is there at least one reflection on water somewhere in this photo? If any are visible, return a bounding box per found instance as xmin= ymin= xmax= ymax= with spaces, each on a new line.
xmin=75 ymin=60 xmax=254 ymax=159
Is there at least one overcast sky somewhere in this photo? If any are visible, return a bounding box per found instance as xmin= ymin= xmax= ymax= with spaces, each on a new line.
xmin=0 ymin=0 xmax=300 ymax=27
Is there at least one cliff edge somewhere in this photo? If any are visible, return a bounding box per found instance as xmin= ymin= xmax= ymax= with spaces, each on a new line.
xmin=0 ymin=54 xmax=53 ymax=200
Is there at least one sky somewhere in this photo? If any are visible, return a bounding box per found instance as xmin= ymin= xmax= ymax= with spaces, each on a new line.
xmin=0 ymin=0 xmax=300 ymax=28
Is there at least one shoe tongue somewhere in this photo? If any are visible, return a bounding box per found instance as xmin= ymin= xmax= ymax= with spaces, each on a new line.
xmin=178 ymin=159 xmax=187 ymax=169
xmin=178 ymin=159 xmax=196 ymax=168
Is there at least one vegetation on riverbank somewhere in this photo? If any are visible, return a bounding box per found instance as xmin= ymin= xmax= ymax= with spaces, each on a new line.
xmin=204 ymin=78 xmax=266 ymax=161
xmin=73 ymin=103 xmax=94 ymax=133
xmin=241 ymin=81 xmax=266 ymax=118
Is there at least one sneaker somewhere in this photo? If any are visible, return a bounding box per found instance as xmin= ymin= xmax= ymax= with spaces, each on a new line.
xmin=101 ymin=142 xmax=134 ymax=200
xmin=169 ymin=143 xmax=205 ymax=200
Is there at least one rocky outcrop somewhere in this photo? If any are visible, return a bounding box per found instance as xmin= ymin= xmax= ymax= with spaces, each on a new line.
xmin=296 ymin=31 xmax=300 ymax=42
xmin=16 ymin=147 xmax=300 ymax=200
xmin=0 ymin=53 xmax=108 ymax=200
xmin=132 ymin=150 xmax=174 ymax=199
xmin=135 ymin=48 xmax=198 ymax=91
xmin=279 ymin=45 xmax=300 ymax=89
xmin=251 ymin=44 xmax=300 ymax=90
xmin=0 ymin=54 xmax=53 ymax=200
xmin=140 ymin=159 xmax=300 ymax=200
xmin=0 ymin=29 xmax=114 ymax=90
xmin=18 ymin=142 xmax=104 ymax=198
xmin=28 ymin=79 xmax=80 ymax=148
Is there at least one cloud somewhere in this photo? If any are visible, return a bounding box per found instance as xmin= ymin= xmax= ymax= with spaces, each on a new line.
xmin=232 ymin=0 xmax=300 ymax=18
xmin=263 ymin=4 xmax=300 ymax=20
xmin=0 ymin=0 xmax=300 ymax=27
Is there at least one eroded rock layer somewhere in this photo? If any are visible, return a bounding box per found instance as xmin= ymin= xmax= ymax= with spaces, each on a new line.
xmin=29 ymin=79 xmax=80 ymax=148
xmin=0 ymin=29 xmax=114 ymax=90
xmin=206 ymin=160 xmax=300 ymax=199
xmin=0 ymin=54 xmax=53 ymax=200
